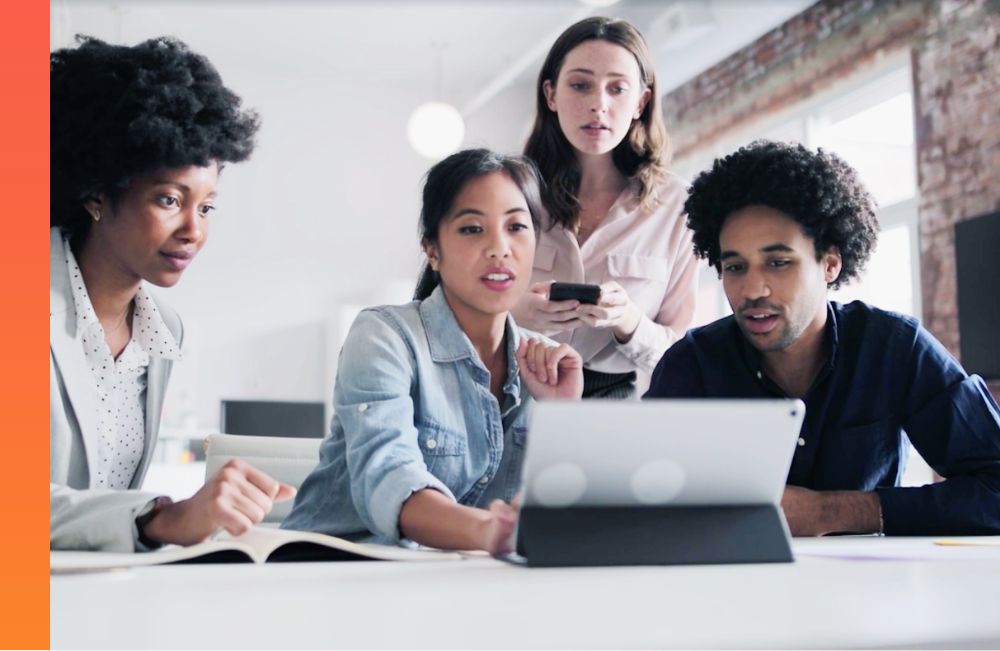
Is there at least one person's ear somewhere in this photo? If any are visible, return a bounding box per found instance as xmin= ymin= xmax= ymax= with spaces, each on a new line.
xmin=822 ymin=246 xmax=843 ymax=285
xmin=542 ymin=79 xmax=557 ymax=112
xmin=82 ymin=194 xmax=106 ymax=223
xmin=634 ymin=87 xmax=652 ymax=121
xmin=422 ymin=240 xmax=440 ymax=272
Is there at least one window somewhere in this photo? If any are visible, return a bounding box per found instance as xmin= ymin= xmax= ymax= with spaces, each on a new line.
xmin=679 ymin=59 xmax=920 ymax=325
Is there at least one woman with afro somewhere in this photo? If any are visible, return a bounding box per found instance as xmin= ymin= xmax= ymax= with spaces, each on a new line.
xmin=50 ymin=36 xmax=294 ymax=551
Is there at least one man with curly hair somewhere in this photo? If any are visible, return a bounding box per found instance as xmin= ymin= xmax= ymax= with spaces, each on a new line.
xmin=646 ymin=140 xmax=1000 ymax=536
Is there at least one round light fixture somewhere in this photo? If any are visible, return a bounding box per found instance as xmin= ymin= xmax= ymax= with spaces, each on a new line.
xmin=407 ymin=101 xmax=465 ymax=160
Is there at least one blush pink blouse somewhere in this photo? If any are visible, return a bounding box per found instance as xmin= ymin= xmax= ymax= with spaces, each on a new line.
xmin=526 ymin=172 xmax=699 ymax=380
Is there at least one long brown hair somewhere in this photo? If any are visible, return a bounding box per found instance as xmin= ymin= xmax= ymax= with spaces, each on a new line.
xmin=524 ymin=17 xmax=670 ymax=230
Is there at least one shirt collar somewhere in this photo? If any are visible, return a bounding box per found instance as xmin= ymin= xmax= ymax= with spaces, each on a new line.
xmin=419 ymin=284 xmax=523 ymax=403
xmin=65 ymin=241 xmax=101 ymax=336
xmin=735 ymin=301 xmax=839 ymax=391
xmin=64 ymin=236 xmax=182 ymax=362
xmin=132 ymin=286 xmax=183 ymax=361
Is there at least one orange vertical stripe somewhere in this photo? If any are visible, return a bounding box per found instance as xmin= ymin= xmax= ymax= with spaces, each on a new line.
xmin=0 ymin=1 xmax=50 ymax=648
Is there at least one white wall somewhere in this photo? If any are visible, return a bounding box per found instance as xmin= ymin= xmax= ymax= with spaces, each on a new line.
xmin=50 ymin=1 xmax=812 ymax=432
xmin=51 ymin=1 xmax=538 ymax=430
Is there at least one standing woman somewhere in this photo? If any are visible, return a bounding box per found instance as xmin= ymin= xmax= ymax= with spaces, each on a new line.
xmin=515 ymin=17 xmax=699 ymax=398
xmin=284 ymin=150 xmax=582 ymax=555
xmin=50 ymin=36 xmax=293 ymax=552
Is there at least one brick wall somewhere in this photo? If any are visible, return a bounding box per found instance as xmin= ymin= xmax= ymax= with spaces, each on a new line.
xmin=662 ymin=0 xmax=933 ymax=160
xmin=912 ymin=1 xmax=1000 ymax=378
xmin=663 ymin=0 xmax=1000 ymax=400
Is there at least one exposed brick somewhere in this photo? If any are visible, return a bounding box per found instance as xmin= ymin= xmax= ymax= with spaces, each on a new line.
xmin=663 ymin=0 xmax=934 ymax=159
xmin=664 ymin=0 xmax=1000 ymax=372
xmin=914 ymin=0 xmax=1000 ymax=359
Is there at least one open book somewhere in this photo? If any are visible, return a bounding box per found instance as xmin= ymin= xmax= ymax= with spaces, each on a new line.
xmin=51 ymin=526 xmax=468 ymax=573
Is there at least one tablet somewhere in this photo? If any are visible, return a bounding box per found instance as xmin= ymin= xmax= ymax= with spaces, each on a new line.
xmin=521 ymin=399 xmax=805 ymax=508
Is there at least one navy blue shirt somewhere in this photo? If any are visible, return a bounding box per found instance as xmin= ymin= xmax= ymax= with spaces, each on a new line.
xmin=645 ymin=301 xmax=1000 ymax=535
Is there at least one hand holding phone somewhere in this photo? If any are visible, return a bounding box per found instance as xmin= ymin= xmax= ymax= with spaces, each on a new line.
xmin=513 ymin=282 xmax=586 ymax=336
xmin=548 ymin=282 xmax=601 ymax=305
xmin=572 ymin=280 xmax=642 ymax=343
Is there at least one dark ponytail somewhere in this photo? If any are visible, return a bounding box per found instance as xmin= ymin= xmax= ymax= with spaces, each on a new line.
xmin=413 ymin=265 xmax=440 ymax=302
xmin=413 ymin=148 xmax=547 ymax=300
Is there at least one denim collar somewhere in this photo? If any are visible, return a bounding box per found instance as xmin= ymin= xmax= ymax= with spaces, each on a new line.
xmin=419 ymin=285 xmax=522 ymax=403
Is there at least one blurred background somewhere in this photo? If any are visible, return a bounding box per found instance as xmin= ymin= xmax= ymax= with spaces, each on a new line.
xmin=51 ymin=0 xmax=1000 ymax=494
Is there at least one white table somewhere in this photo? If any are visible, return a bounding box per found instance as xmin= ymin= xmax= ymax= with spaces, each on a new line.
xmin=51 ymin=537 xmax=1000 ymax=649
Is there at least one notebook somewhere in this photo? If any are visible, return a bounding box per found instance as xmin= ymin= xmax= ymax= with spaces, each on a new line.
xmin=51 ymin=526 xmax=467 ymax=573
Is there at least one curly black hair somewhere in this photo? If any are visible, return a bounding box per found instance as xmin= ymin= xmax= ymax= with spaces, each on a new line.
xmin=51 ymin=36 xmax=260 ymax=237
xmin=684 ymin=140 xmax=879 ymax=290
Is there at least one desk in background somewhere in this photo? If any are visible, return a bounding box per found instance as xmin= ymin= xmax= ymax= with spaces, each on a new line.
xmin=51 ymin=537 xmax=1000 ymax=649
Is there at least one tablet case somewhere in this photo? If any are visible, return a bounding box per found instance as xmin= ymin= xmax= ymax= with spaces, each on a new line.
xmin=516 ymin=504 xmax=793 ymax=567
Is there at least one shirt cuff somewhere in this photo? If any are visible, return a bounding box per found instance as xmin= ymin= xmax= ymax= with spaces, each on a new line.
xmin=368 ymin=464 xmax=456 ymax=542
xmin=874 ymin=486 xmax=915 ymax=536
xmin=614 ymin=314 xmax=672 ymax=370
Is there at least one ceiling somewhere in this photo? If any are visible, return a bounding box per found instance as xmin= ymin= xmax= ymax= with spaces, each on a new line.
xmin=52 ymin=0 xmax=817 ymax=115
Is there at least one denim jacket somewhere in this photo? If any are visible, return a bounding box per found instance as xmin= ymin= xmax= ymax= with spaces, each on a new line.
xmin=283 ymin=286 xmax=537 ymax=542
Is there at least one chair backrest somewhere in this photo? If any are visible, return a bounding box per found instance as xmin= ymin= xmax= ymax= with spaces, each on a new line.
xmin=219 ymin=399 xmax=326 ymax=438
xmin=204 ymin=433 xmax=323 ymax=524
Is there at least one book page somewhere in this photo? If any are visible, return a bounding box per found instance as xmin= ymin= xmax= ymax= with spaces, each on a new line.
xmin=230 ymin=526 xmax=467 ymax=561
xmin=50 ymin=538 xmax=257 ymax=573
xmin=51 ymin=527 xmax=470 ymax=572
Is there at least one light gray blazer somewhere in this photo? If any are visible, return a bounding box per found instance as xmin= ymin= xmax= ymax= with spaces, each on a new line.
xmin=49 ymin=228 xmax=183 ymax=551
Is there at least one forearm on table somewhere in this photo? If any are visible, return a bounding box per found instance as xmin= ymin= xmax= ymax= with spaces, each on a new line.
xmin=50 ymin=483 xmax=164 ymax=551
xmin=876 ymin=473 xmax=1000 ymax=535
xmin=398 ymin=488 xmax=491 ymax=550
xmin=815 ymin=491 xmax=882 ymax=535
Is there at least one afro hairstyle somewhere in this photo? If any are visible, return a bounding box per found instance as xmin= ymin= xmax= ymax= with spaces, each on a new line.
xmin=51 ymin=35 xmax=260 ymax=237
xmin=683 ymin=140 xmax=879 ymax=290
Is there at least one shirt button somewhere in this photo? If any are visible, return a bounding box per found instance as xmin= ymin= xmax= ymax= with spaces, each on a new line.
xmin=357 ymin=403 xmax=368 ymax=413
xmin=798 ymin=437 xmax=806 ymax=447
xmin=756 ymin=370 xmax=763 ymax=380
xmin=426 ymin=438 xmax=437 ymax=450
xmin=478 ymin=475 xmax=491 ymax=485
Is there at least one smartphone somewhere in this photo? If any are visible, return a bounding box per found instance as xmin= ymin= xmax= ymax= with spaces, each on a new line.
xmin=548 ymin=282 xmax=601 ymax=304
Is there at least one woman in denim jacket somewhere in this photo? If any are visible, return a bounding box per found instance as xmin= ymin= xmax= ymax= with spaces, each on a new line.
xmin=284 ymin=150 xmax=583 ymax=554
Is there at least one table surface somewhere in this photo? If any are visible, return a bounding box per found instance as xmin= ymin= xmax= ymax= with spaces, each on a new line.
xmin=51 ymin=536 xmax=1000 ymax=649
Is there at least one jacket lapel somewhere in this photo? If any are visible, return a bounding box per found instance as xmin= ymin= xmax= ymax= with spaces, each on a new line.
xmin=134 ymin=358 xmax=165 ymax=487
xmin=50 ymin=230 xmax=102 ymax=480
xmin=134 ymin=290 xmax=181 ymax=487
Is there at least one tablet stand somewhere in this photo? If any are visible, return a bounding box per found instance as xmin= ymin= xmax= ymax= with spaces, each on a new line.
xmin=516 ymin=504 xmax=793 ymax=567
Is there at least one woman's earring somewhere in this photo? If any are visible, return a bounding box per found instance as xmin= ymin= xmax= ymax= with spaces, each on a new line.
xmin=91 ymin=210 xmax=101 ymax=222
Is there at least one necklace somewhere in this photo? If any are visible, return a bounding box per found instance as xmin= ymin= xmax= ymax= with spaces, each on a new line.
xmin=102 ymin=304 xmax=132 ymax=337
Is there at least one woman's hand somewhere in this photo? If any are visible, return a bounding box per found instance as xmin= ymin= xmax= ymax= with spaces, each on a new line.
xmin=141 ymin=459 xmax=296 ymax=546
xmin=516 ymin=338 xmax=584 ymax=400
xmin=512 ymin=281 xmax=584 ymax=336
xmin=574 ymin=281 xmax=642 ymax=343
xmin=479 ymin=499 xmax=520 ymax=556
xmin=401 ymin=489 xmax=522 ymax=555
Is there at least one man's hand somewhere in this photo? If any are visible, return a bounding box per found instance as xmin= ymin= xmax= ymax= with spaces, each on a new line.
xmin=142 ymin=459 xmax=296 ymax=546
xmin=781 ymin=485 xmax=882 ymax=537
